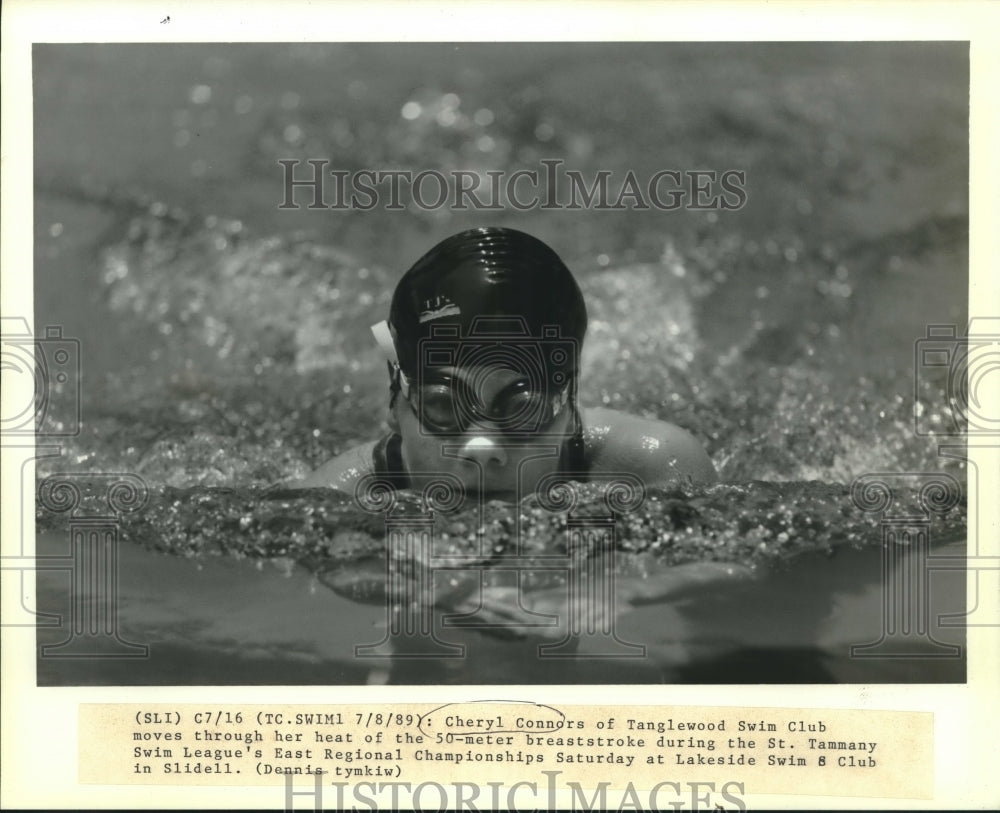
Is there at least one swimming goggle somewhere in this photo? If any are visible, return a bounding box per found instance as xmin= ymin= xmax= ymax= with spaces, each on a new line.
xmin=372 ymin=320 xmax=573 ymax=435
xmin=402 ymin=375 xmax=571 ymax=435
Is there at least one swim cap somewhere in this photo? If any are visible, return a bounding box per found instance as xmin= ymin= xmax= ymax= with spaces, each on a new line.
xmin=386 ymin=227 xmax=588 ymax=379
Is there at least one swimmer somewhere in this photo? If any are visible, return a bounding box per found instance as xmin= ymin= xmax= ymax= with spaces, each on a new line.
xmin=295 ymin=228 xmax=747 ymax=683
xmin=296 ymin=226 xmax=716 ymax=498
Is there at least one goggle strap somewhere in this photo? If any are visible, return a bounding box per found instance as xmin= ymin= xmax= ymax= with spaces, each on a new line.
xmin=372 ymin=319 xmax=410 ymax=397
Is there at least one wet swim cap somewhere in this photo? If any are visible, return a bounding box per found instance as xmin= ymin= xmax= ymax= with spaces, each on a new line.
xmin=386 ymin=227 xmax=588 ymax=378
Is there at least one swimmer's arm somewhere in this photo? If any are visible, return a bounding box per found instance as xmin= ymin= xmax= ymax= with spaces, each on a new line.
xmin=581 ymin=406 xmax=717 ymax=486
xmin=289 ymin=440 xmax=378 ymax=492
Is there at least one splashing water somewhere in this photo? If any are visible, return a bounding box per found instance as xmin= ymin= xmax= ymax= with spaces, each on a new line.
xmin=36 ymin=202 xmax=966 ymax=569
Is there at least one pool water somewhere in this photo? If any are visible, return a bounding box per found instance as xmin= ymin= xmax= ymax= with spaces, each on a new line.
xmin=31 ymin=43 xmax=968 ymax=684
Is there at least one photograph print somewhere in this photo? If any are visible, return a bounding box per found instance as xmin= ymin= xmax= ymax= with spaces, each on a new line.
xmin=27 ymin=42 xmax=969 ymax=686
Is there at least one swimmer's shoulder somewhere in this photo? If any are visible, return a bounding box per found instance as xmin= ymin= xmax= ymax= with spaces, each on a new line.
xmin=580 ymin=406 xmax=717 ymax=486
xmin=291 ymin=439 xmax=379 ymax=491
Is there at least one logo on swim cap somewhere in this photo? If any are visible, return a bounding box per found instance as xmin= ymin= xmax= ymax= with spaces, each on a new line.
xmin=418 ymin=295 xmax=461 ymax=324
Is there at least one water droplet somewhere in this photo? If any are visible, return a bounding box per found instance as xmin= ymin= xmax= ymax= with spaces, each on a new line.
xmin=473 ymin=107 xmax=494 ymax=126
xmin=437 ymin=108 xmax=458 ymax=127
xmin=534 ymin=122 xmax=555 ymax=142
xmin=189 ymin=85 xmax=212 ymax=105
xmin=49 ymin=223 xmax=63 ymax=237
xmin=401 ymin=101 xmax=422 ymax=120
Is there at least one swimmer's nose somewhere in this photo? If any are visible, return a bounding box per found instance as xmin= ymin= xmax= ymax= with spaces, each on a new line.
xmin=457 ymin=435 xmax=509 ymax=467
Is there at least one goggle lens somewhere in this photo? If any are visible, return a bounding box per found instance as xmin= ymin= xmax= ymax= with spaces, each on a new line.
xmin=408 ymin=379 xmax=570 ymax=435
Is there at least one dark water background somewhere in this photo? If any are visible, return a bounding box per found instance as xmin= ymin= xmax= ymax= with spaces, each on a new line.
xmin=31 ymin=43 xmax=968 ymax=684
